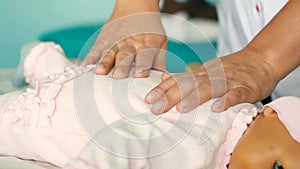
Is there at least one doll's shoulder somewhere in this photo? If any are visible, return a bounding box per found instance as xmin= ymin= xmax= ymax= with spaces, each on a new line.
xmin=1 ymin=65 xmax=95 ymax=128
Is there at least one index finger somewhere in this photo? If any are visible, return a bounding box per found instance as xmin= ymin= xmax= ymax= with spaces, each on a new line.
xmin=81 ymin=39 xmax=106 ymax=66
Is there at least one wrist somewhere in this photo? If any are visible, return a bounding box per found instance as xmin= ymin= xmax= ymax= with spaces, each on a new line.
xmin=242 ymin=0 xmax=300 ymax=81
xmin=111 ymin=0 xmax=160 ymax=19
xmin=240 ymin=46 xmax=282 ymax=83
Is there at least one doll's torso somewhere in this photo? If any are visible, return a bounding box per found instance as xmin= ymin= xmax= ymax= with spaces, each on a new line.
xmin=0 ymin=65 xmax=257 ymax=168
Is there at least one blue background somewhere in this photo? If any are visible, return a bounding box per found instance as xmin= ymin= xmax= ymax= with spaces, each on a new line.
xmin=0 ymin=0 xmax=217 ymax=72
xmin=0 ymin=0 xmax=114 ymax=68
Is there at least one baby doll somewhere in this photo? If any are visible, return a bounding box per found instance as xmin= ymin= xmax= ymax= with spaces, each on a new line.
xmin=0 ymin=42 xmax=299 ymax=169
xmin=0 ymin=42 xmax=256 ymax=168
xmin=62 ymin=97 xmax=300 ymax=169
xmin=215 ymin=96 xmax=300 ymax=169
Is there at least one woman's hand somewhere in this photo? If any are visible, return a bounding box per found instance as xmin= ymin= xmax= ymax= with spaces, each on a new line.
xmin=145 ymin=48 xmax=281 ymax=114
xmin=81 ymin=0 xmax=167 ymax=79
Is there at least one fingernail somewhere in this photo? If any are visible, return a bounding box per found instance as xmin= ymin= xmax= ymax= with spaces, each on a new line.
xmin=135 ymin=69 xmax=144 ymax=74
xmin=146 ymin=90 xmax=162 ymax=103
xmin=95 ymin=64 xmax=106 ymax=74
xmin=115 ymin=68 xmax=125 ymax=74
xmin=98 ymin=64 xmax=106 ymax=69
xmin=134 ymin=69 xmax=147 ymax=78
xmin=212 ymin=100 xmax=224 ymax=112
xmin=181 ymin=99 xmax=190 ymax=108
xmin=113 ymin=68 xmax=125 ymax=78
xmin=151 ymin=100 xmax=165 ymax=115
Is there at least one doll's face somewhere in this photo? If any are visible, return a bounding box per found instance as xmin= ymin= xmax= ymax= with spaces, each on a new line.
xmin=228 ymin=107 xmax=300 ymax=169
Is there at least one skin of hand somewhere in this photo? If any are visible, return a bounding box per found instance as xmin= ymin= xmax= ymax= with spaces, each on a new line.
xmin=146 ymin=0 xmax=300 ymax=114
xmin=81 ymin=0 xmax=167 ymax=79
xmin=145 ymin=50 xmax=280 ymax=114
xmin=228 ymin=107 xmax=300 ymax=169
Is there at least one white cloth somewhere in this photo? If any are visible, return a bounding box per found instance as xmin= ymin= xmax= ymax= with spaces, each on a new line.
xmin=216 ymin=0 xmax=300 ymax=99
xmin=0 ymin=64 xmax=257 ymax=168
xmin=216 ymin=0 xmax=288 ymax=55
xmin=0 ymin=42 xmax=260 ymax=168
xmin=62 ymin=67 xmax=257 ymax=169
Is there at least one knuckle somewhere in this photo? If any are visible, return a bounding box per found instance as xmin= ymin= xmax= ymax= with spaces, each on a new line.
xmin=107 ymin=48 xmax=115 ymax=54
xmin=154 ymin=86 xmax=166 ymax=93
xmin=104 ymin=48 xmax=116 ymax=56
xmin=90 ymin=44 xmax=103 ymax=54
xmin=165 ymin=94 xmax=178 ymax=107
xmin=135 ymin=65 xmax=151 ymax=71
xmin=230 ymin=89 xmax=244 ymax=99
xmin=144 ymin=39 xmax=158 ymax=48
xmin=99 ymin=61 xmax=110 ymax=67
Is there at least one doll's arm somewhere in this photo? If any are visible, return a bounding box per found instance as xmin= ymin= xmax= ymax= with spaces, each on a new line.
xmin=23 ymin=42 xmax=72 ymax=87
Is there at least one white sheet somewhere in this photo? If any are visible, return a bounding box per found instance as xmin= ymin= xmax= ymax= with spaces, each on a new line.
xmin=0 ymin=156 xmax=59 ymax=169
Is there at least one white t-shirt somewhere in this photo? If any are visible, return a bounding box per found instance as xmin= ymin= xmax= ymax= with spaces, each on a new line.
xmin=216 ymin=0 xmax=300 ymax=99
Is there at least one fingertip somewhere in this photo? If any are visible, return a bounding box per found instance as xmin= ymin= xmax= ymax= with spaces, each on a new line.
xmin=134 ymin=69 xmax=150 ymax=78
xmin=112 ymin=67 xmax=129 ymax=79
xmin=176 ymin=97 xmax=200 ymax=113
xmin=212 ymin=88 xmax=252 ymax=112
xmin=161 ymin=72 xmax=171 ymax=80
xmin=176 ymin=104 xmax=190 ymax=113
xmin=211 ymin=99 xmax=226 ymax=112
xmin=95 ymin=68 xmax=105 ymax=75
xmin=150 ymin=99 xmax=167 ymax=115
xmin=95 ymin=66 xmax=104 ymax=75
xmin=145 ymin=89 xmax=164 ymax=104
xmin=150 ymin=108 xmax=165 ymax=115
xmin=176 ymin=99 xmax=189 ymax=113
xmin=95 ymin=64 xmax=109 ymax=75
xmin=112 ymin=74 xmax=128 ymax=79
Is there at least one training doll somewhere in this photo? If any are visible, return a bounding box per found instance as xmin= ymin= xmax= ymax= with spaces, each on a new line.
xmin=63 ymin=96 xmax=300 ymax=169
xmin=215 ymin=96 xmax=300 ymax=169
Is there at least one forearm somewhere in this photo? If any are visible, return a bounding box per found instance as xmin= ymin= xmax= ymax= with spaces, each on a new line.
xmin=245 ymin=0 xmax=300 ymax=80
xmin=111 ymin=0 xmax=160 ymax=19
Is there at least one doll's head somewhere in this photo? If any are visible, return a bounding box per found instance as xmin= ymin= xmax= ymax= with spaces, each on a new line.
xmin=228 ymin=97 xmax=300 ymax=169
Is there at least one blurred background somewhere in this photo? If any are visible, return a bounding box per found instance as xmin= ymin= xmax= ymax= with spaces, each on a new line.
xmin=0 ymin=0 xmax=220 ymax=68
xmin=0 ymin=0 xmax=220 ymax=93
xmin=0 ymin=0 xmax=114 ymax=68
